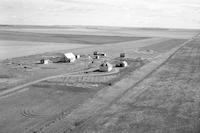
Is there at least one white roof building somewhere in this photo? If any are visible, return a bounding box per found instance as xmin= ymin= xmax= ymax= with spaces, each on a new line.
xmin=64 ymin=53 xmax=76 ymax=62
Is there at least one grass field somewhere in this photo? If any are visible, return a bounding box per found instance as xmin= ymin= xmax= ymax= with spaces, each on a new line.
xmin=72 ymin=36 xmax=200 ymax=133
xmin=0 ymin=40 xmax=91 ymax=60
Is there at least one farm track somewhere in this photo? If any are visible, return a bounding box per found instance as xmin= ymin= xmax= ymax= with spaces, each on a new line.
xmin=21 ymin=108 xmax=50 ymax=119
xmin=46 ymin=68 xmax=119 ymax=84
xmin=0 ymin=67 xmax=120 ymax=99
xmin=25 ymin=108 xmax=77 ymax=133
xmin=170 ymin=39 xmax=200 ymax=81
xmin=172 ymin=46 xmax=194 ymax=80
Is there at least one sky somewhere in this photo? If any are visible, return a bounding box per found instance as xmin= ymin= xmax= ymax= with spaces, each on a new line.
xmin=0 ymin=0 xmax=200 ymax=29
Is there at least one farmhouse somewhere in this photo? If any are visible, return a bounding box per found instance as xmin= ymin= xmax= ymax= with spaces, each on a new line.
xmin=99 ymin=62 xmax=113 ymax=72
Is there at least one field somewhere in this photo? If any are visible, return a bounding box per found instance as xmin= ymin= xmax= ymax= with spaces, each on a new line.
xmin=0 ymin=40 xmax=92 ymax=60
xmin=73 ymin=36 xmax=200 ymax=133
xmin=0 ymin=30 xmax=147 ymax=44
xmin=0 ymin=25 xmax=199 ymax=133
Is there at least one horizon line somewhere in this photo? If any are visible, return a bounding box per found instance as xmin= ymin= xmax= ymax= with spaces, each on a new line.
xmin=0 ymin=24 xmax=200 ymax=31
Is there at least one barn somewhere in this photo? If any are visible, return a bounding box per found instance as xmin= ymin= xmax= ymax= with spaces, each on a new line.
xmin=50 ymin=53 xmax=76 ymax=63
xmin=64 ymin=53 xmax=76 ymax=62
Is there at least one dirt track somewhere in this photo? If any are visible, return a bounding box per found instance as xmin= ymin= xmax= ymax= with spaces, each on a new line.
xmin=0 ymin=67 xmax=120 ymax=99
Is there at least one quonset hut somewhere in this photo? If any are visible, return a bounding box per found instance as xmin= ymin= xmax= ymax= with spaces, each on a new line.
xmin=64 ymin=53 xmax=76 ymax=62
xmin=50 ymin=53 xmax=76 ymax=63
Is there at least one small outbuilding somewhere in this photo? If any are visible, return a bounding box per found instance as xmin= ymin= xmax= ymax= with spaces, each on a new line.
xmin=99 ymin=62 xmax=113 ymax=72
xmin=93 ymin=51 xmax=106 ymax=57
xmin=40 ymin=59 xmax=51 ymax=64
xmin=116 ymin=61 xmax=128 ymax=67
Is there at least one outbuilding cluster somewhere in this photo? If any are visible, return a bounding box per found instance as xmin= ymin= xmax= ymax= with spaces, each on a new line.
xmin=97 ymin=52 xmax=128 ymax=72
xmin=39 ymin=51 xmax=128 ymax=73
